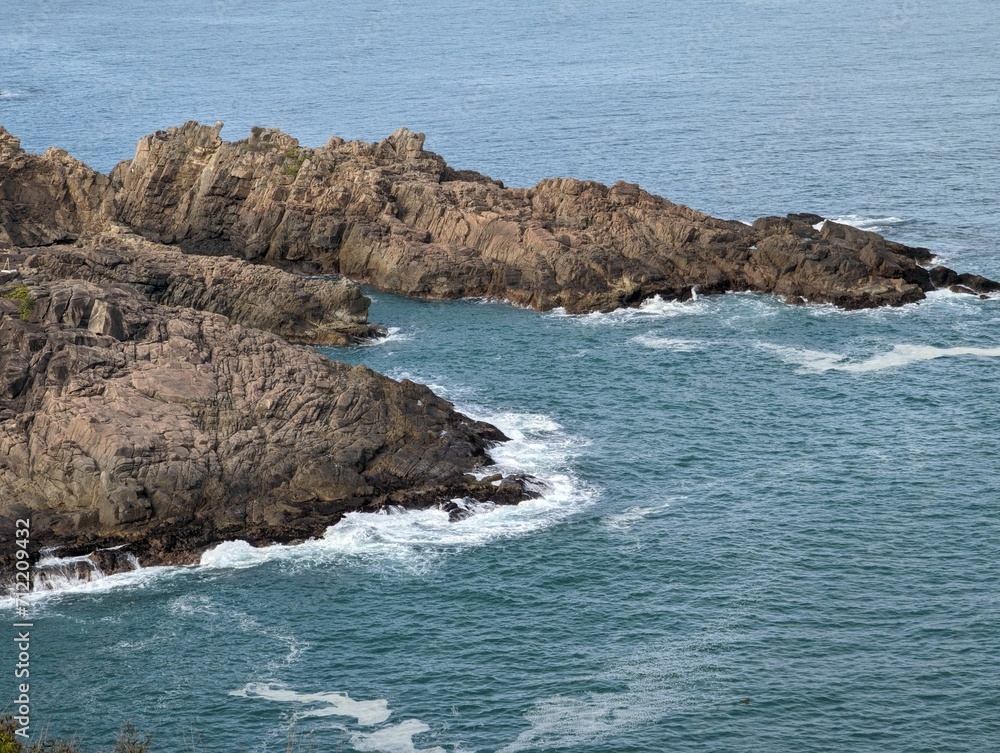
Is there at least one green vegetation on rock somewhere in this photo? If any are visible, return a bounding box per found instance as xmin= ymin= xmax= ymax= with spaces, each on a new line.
xmin=1 ymin=285 xmax=36 ymax=320
xmin=0 ymin=717 xmax=149 ymax=753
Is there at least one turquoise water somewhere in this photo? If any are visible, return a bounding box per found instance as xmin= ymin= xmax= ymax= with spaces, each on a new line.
xmin=2 ymin=1 xmax=1000 ymax=751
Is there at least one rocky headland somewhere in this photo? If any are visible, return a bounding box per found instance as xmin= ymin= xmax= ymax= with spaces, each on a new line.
xmin=2 ymin=121 xmax=997 ymax=578
xmin=0 ymin=127 xmax=530 ymax=576
xmin=0 ymin=274 xmax=527 ymax=575
xmin=109 ymin=121 xmax=999 ymax=310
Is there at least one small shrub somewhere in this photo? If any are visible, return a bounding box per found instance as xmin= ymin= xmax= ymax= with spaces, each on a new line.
xmin=2 ymin=285 xmax=36 ymax=320
xmin=0 ymin=716 xmax=24 ymax=753
xmin=113 ymin=723 xmax=150 ymax=753
xmin=282 ymin=147 xmax=307 ymax=177
xmin=0 ymin=716 xmax=147 ymax=753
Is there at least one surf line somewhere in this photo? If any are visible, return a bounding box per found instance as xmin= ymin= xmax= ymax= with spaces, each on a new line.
xmin=11 ymin=516 xmax=33 ymax=739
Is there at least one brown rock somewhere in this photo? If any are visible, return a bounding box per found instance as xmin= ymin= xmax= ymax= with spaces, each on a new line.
xmin=23 ymin=228 xmax=384 ymax=344
xmin=109 ymin=121 xmax=999 ymax=311
xmin=0 ymin=127 xmax=112 ymax=248
xmin=0 ymin=278 xmax=530 ymax=574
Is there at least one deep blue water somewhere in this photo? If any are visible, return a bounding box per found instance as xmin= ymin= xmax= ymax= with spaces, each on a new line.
xmin=2 ymin=2 xmax=999 ymax=751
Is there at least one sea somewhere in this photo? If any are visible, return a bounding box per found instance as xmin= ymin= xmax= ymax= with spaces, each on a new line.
xmin=2 ymin=1 xmax=999 ymax=751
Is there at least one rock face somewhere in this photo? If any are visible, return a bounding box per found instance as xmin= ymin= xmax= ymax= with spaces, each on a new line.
xmin=0 ymin=277 xmax=528 ymax=572
xmin=0 ymin=127 xmax=111 ymax=248
xmin=23 ymin=228 xmax=384 ymax=345
xmin=1 ymin=129 xmax=384 ymax=345
xmin=111 ymin=121 xmax=999 ymax=311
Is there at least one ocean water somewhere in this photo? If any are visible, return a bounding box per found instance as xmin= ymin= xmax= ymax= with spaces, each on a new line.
xmin=2 ymin=1 xmax=999 ymax=751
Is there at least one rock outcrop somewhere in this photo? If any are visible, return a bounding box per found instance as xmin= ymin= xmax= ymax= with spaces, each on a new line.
xmin=110 ymin=121 xmax=999 ymax=311
xmin=0 ymin=276 xmax=528 ymax=572
xmin=23 ymin=228 xmax=383 ymax=345
xmin=1 ymin=121 xmax=996 ymax=576
xmin=1 ymin=128 xmax=385 ymax=345
xmin=0 ymin=127 xmax=111 ymax=248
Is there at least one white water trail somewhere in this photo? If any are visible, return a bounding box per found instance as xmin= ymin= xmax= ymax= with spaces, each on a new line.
xmin=232 ymin=683 xmax=392 ymax=725
xmin=630 ymin=335 xmax=707 ymax=352
xmin=351 ymin=720 xmax=446 ymax=753
xmin=760 ymin=342 xmax=1000 ymax=373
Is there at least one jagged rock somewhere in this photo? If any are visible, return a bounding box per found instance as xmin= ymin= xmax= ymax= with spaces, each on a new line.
xmin=109 ymin=121 xmax=998 ymax=311
xmin=0 ymin=278 xmax=531 ymax=572
xmin=0 ymin=127 xmax=112 ymax=248
xmin=23 ymin=228 xmax=384 ymax=344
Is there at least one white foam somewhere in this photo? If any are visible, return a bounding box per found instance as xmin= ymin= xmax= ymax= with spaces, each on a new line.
xmin=232 ymin=683 xmax=391 ymax=726
xmin=630 ymin=335 xmax=706 ymax=352
xmin=0 ymin=551 xmax=180 ymax=609
xmin=199 ymin=404 xmax=592 ymax=574
xmin=350 ymin=720 xmax=445 ymax=753
xmin=555 ymin=294 xmax=710 ymax=326
xmin=362 ymin=327 xmax=412 ymax=347
xmin=169 ymin=594 xmax=218 ymax=617
xmin=823 ymin=214 xmax=907 ymax=234
xmin=498 ymin=693 xmax=658 ymax=753
xmin=637 ymin=294 xmax=705 ymax=317
xmin=498 ymin=612 xmax=748 ymax=751
xmin=603 ymin=501 xmax=674 ymax=531
xmin=232 ymin=685 xmax=452 ymax=753
xmin=760 ymin=342 xmax=1000 ymax=373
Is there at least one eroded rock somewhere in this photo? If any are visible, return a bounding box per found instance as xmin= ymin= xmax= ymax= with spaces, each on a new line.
xmin=23 ymin=228 xmax=384 ymax=344
xmin=109 ymin=121 xmax=999 ymax=311
xmin=0 ymin=278 xmax=530 ymax=572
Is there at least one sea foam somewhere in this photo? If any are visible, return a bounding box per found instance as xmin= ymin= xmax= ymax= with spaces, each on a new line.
xmin=630 ymin=335 xmax=707 ymax=352
xmin=0 ymin=549 xmax=180 ymax=610
xmin=361 ymin=326 xmax=413 ymax=347
xmin=760 ymin=342 xmax=1000 ymax=373
xmin=232 ymin=683 xmax=391 ymax=725
xmin=232 ymin=684 xmax=451 ymax=752
xmin=200 ymin=403 xmax=592 ymax=573
xmin=350 ymin=719 xmax=446 ymax=753
xmin=816 ymin=214 xmax=908 ymax=234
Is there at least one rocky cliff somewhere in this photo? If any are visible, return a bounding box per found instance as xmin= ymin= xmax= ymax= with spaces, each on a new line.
xmin=0 ymin=127 xmax=111 ymax=248
xmin=110 ymin=121 xmax=999 ymax=311
xmin=0 ymin=276 xmax=527 ymax=572
xmin=1 ymin=127 xmax=384 ymax=346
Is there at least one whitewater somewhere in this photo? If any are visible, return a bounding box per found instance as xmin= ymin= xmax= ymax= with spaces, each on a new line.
xmin=3 ymin=0 xmax=1000 ymax=751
